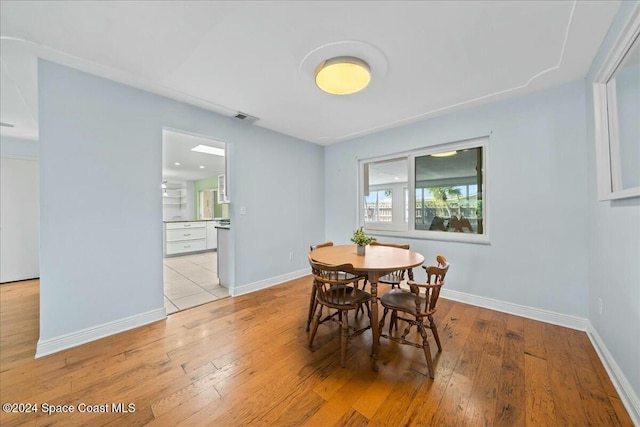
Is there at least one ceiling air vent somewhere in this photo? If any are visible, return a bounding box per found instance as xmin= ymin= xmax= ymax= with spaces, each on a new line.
xmin=234 ymin=112 xmax=259 ymax=124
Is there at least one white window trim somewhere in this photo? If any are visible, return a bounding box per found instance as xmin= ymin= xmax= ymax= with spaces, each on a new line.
xmin=357 ymin=136 xmax=490 ymax=245
xmin=592 ymin=4 xmax=640 ymax=200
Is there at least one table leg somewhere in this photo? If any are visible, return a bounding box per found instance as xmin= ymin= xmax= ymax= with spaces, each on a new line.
xmin=369 ymin=272 xmax=379 ymax=372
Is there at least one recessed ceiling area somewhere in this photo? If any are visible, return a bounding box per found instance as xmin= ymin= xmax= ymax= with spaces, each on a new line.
xmin=0 ymin=1 xmax=621 ymax=145
xmin=162 ymin=129 xmax=225 ymax=182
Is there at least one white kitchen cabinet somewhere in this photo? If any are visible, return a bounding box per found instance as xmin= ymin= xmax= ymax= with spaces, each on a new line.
xmin=166 ymin=239 xmax=207 ymax=255
xmin=206 ymin=221 xmax=217 ymax=250
xmin=166 ymin=227 xmax=206 ymax=242
xmin=164 ymin=221 xmax=207 ymax=255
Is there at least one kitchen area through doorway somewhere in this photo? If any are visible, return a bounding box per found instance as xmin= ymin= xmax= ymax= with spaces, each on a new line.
xmin=163 ymin=250 xmax=228 ymax=314
xmin=162 ymin=129 xmax=231 ymax=314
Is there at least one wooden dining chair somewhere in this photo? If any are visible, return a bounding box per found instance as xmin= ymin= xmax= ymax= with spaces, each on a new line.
xmin=378 ymin=255 xmax=449 ymax=378
xmin=370 ymin=241 xmax=413 ymax=287
xmin=307 ymin=242 xmax=364 ymax=331
xmin=307 ymin=242 xmax=334 ymax=331
xmin=308 ymin=256 xmax=372 ymax=367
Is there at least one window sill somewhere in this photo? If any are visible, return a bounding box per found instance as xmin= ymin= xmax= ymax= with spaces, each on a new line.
xmin=365 ymin=229 xmax=490 ymax=245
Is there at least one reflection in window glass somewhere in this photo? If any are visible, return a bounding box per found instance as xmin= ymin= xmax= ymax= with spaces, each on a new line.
xmin=414 ymin=147 xmax=483 ymax=234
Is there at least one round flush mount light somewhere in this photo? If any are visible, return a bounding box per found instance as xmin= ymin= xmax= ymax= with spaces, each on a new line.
xmin=431 ymin=151 xmax=458 ymax=158
xmin=299 ymin=40 xmax=388 ymax=95
xmin=315 ymin=56 xmax=371 ymax=95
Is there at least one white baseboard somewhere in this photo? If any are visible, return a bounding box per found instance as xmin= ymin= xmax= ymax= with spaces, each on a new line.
xmin=232 ymin=268 xmax=309 ymax=297
xmin=35 ymin=308 xmax=167 ymax=358
xmin=586 ymin=323 xmax=640 ymax=426
xmin=440 ymin=288 xmax=589 ymax=330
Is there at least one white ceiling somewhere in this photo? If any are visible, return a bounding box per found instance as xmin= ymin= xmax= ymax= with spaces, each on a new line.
xmin=162 ymin=129 xmax=226 ymax=182
xmin=0 ymin=1 xmax=621 ymax=145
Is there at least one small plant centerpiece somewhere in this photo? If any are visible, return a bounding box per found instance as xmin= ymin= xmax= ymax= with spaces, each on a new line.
xmin=351 ymin=227 xmax=376 ymax=255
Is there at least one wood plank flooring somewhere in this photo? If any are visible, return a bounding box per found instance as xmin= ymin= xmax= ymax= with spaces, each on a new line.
xmin=0 ymin=278 xmax=633 ymax=426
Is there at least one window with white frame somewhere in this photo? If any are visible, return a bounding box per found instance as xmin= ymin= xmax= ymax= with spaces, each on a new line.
xmin=359 ymin=136 xmax=487 ymax=242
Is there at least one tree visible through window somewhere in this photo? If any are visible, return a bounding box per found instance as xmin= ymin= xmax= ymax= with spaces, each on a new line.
xmin=415 ymin=185 xmax=479 ymax=232
xmin=414 ymin=147 xmax=483 ymax=234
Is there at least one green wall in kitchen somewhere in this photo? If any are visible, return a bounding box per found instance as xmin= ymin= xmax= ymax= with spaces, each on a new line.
xmin=194 ymin=175 xmax=228 ymax=219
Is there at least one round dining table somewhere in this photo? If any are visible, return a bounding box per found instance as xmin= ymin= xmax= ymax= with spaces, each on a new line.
xmin=308 ymin=244 xmax=425 ymax=371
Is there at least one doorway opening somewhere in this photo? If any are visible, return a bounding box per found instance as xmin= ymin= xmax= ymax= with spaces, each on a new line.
xmin=161 ymin=128 xmax=230 ymax=314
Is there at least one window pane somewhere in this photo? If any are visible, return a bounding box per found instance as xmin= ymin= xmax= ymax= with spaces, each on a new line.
xmin=414 ymin=147 xmax=483 ymax=234
xmin=364 ymin=189 xmax=392 ymax=222
xmin=363 ymin=158 xmax=407 ymax=227
xmin=359 ymin=140 xmax=486 ymax=240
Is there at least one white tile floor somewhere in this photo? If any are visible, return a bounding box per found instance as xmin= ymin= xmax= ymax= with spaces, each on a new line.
xmin=163 ymin=252 xmax=229 ymax=314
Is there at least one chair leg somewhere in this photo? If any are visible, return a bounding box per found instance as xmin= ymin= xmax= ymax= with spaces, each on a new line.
xmin=306 ymin=285 xmax=317 ymax=331
xmin=355 ymin=279 xmax=368 ymax=318
xmin=378 ymin=307 xmax=389 ymax=337
xmin=355 ymin=304 xmax=361 ymax=318
xmin=390 ymin=310 xmax=399 ymax=334
xmin=419 ymin=323 xmax=435 ymax=379
xmin=340 ymin=310 xmax=349 ymax=368
xmin=357 ymin=300 xmax=371 ymax=320
xmin=309 ymin=306 xmax=323 ymax=348
xmin=428 ymin=314 xmax=442 ymax=352
xmin=357 ymin=304 xmax=371 ymax=319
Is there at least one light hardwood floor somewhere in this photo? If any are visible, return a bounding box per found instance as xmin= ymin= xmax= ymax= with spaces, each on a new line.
xmin=0 ymin=278 xmax=633 ymax=426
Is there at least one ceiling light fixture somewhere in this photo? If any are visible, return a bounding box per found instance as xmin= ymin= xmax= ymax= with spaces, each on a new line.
xmin=199 ymin=165 xmax=205 ymax=169
xmin=191 ymin=145 xmax=225 ymax=157
xmin=174 ymin=162 xmax=180 ymax=166
xmin=431 ymin=151 xmax=458 ymax=158
xmin=315 ymin=56 xmax=370 ymax=95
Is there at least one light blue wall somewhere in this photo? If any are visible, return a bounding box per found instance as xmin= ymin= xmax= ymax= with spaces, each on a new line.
xmin=0 ymin=135 xmax=38 ymax=158
xmin=38 ymin=60 xmax=325 ymax=342
xmin=585 ymin=0 xmax=640 ymax=410
xmin=325 ymin=80 xmax=589 ymax=317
